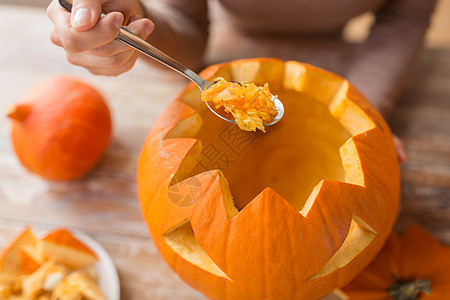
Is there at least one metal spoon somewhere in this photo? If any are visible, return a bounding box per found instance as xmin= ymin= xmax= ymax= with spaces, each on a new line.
xmin=58 ymin=0 xmax=284 ymax=126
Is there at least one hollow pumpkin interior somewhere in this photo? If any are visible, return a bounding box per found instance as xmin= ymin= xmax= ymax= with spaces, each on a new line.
xmin=192 ymin=88 xmax=350 ymax=210
xmin=168 ymin=61 xmax=359 ymax=212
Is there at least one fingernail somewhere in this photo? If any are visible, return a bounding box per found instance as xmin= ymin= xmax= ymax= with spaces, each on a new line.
xmin=72 ymin=8 xmax=91 ymax=28
xmin=145 ymin=20 xmax=154 ymax=35
xmin=112 ymin=13 xmax=123 ymax=29
xmin=397 ymin=147 xmax=407 ymax=163
xmin=400 ymin=151 xmax=407 ymax=163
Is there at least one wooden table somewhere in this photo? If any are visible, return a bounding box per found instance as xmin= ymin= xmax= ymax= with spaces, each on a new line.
xmin=0 ymin=4 xmax=449 ymax=300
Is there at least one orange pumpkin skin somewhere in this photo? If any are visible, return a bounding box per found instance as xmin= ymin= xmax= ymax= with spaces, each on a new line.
xmin=7 ymin=76 xmax=112 ymax=181
xmin=341 ymin=224 xmax=450 ymax=300
xmin=137 ymin=58 xmax=400 ymax=299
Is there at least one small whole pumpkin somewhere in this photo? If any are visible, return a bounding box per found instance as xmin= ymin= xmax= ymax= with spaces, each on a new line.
xmin=7 ymin=76 xmax=112 ymax=181
xmin=341 ymin=224 xmax=450 ymax=300
xmin=137 ymin=58 xmax=400 ymax=299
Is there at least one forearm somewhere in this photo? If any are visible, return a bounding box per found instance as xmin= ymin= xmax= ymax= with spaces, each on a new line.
xmin=345 ymin=0 xmax=437 ymax=117
xmin=140 ymin=0 xmax=209 ymax=70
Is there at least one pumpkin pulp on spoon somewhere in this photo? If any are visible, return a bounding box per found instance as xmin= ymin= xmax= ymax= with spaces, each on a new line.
xmin=201 ymin=77 xmax=278 ymax=132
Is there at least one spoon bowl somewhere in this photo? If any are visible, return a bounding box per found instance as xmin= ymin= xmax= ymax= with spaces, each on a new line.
xmin=58 ymin=0 xmax=284 ymax=127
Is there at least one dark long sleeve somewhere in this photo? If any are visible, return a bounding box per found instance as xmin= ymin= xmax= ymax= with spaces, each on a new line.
xmin=345 ymin=0 xmax=438 ymax=117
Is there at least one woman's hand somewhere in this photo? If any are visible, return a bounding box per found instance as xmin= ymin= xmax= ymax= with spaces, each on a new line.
xmin=47 ymin=0 xmax=154 ymax=75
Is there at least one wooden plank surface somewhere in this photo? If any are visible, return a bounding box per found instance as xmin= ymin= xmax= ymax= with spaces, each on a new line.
xmin=390 ymin=49 xmax=450 ymax=242
xmin=0 ymin=4 xmax=449 ymax=300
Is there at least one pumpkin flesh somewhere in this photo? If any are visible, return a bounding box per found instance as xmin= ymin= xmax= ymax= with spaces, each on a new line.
xmin=201 ymin=77 xmax=278 ymax=132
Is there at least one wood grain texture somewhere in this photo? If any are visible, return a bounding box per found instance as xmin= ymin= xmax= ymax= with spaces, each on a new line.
xmin=0 ymin=4 xmax=449 ymax=300
xmin=390 ymin=49 xmax=450 ymax=243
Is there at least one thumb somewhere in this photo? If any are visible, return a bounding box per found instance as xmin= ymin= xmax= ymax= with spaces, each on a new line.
xmin=71 ymin=0 xmax=102 ymax=31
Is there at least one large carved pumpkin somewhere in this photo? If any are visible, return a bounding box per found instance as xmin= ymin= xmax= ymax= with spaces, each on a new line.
xmin=137 ymin=58 xmax=400 ymax=299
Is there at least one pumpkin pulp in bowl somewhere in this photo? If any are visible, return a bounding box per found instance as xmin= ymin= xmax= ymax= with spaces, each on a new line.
xmin=137 ymin=58 xmax=400 ymax=300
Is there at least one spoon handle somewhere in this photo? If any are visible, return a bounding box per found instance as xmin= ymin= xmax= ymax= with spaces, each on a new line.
xmin=117 ymin=28 xmax=207 ymax=87
xmin=58 ymin=0 xmax=209 ymax=90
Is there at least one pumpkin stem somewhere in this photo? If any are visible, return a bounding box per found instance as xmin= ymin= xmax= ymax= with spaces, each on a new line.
xmin=6 ymin=104 xmax=30 ymax=121
xmin=389 ymin=279 xmax=431 ymax=300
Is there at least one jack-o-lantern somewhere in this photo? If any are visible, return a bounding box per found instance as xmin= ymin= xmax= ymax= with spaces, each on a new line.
xmin=137 ymin=58 xmax=400 ymax=299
